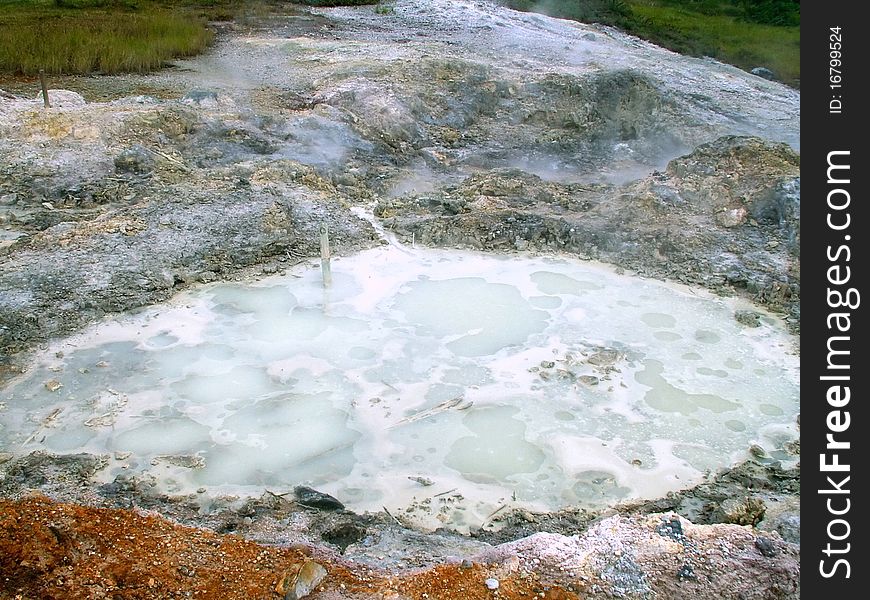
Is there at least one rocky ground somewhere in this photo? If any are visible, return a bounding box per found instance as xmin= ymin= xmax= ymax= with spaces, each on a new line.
xmin=0 ymin=493 xmax=799 ymax=600
xmin=0 ymin=0 xmax=799 ymax=597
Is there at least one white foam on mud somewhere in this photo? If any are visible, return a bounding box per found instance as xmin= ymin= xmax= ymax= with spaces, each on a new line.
xmin=0 ymin=246 xmax=799 ymax=530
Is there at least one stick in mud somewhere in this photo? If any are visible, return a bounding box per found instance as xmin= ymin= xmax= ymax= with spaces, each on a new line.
xmin=39 ymin=70 xmax=51 ymax=108
xmin=382 ymin=506 xmax=401 ymax=525
xmin=320 ymin=223 xmax=332 ymax=288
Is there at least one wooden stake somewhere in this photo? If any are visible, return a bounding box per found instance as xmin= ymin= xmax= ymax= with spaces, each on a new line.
xmin=319 ymin=223 xmax=332 ymax=288
xmin=39 ymin=70 xmax=51 ymax=108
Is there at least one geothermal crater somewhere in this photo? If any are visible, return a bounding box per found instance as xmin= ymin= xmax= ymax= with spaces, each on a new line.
xmin=0 ymin=0 xmax=801 ymax=597
xmin=1 ymin=246 xmax=798 ymax=530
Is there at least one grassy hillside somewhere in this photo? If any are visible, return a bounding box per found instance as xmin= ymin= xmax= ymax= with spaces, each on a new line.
xmin=1 ymin=0 xmax=800 ymax=85
xmin=501 ymin=0 xmax=800 ymax=87
xmin=0 ymin=0 xmax=226 ymax=75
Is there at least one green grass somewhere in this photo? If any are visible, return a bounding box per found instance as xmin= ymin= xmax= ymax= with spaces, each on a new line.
xmin=629 ymin=2 xmax=799 ymax=85
xmin=295 ymin=1 xmax=379 ymax=6
xmin=501 ymin=0 xmax=800 ymax=87
xmin=0 ymin=0 xmax=390 ymax=75
xmin=0 ymin=0 xmax=218 ymax=75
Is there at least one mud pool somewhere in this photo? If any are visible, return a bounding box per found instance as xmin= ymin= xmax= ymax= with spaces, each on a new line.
xmin=0 ymin=246 xmax=798 ymax=529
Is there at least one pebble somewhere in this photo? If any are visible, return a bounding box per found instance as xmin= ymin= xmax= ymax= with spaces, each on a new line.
xmin=277 ymin=560 xmax=327 ymax=600
xmin=754 ymin=537 xmax=778 ymax=558
xmin=293 ymin=486 xmax=345 ymax=511
xmin=749 ymin=444 xmax=767 ymax=458
xmin=485 ymin=577 xmax=500 ymax=590
xmin=750 ymin=67 xmax=776 ymax=80
xmin=44 ymin=379 xmax=63 ymax=392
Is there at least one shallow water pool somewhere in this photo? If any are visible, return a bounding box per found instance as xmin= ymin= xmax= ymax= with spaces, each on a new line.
xmin=0 ymin=246 xmax=799 ymax=529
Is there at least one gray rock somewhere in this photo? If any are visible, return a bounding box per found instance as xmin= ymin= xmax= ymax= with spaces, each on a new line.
xmin=408 ymin=476 xmax=434 ymax=486
xmin=294 ymin=486 xmax=345 ymax=510
xmin=485 ymin=577 xmax=500 ymax=590
xmin=749 ymin=444 xmax=767 ymax=458
xmin=757 ymin=496 xmax=800 ymax=545
xmin=656 ymin=516 xmax=684 ymax=542
xmin=677 ymin=563 xmax=696 ymax=581
xmin=755 ymin=536 xmax=777 ymax=558
xmin=588 ymin=349 xmax=620 ymax=367
xmin=751 ymin=67 xmax=776 ymax=80
xmin=181 ymin=89 xmax=221 ymax=107
xmin=735 ymin=310 xmax=761 ymax=327
xmin=768 ymin=514 xmax=800 ymax=545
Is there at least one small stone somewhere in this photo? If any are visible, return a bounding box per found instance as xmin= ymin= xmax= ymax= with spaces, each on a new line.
xmin=751 ymin=67 xmax=776 ymax=80
xmin=721 ymin=496 xmax=766 ymax=526
xmin=294 ymin=486 xmax=345 ymax=510
xmin=735 ymin=310 xmax=761 ymax=328
xmin=770 ymin=514 xmax=800 ymax=544
xmin=408 ymin=476 xmax=434 ymax=486
xmin=587 ymin=348 xmax=620 ymax=367
xmin=657 ymin=516 xmax=684 ymax=541
xmin=755 ymin=536 xmax=778 ymax=558
xmin=277 ymin=560 xmax=328 ymax=600
xmin=460 ymin=559 xmax=473 ymax=570
xmin=540 ymin=361 xmax=555 ymax=369
xmin=749 ymin=444 xmax=766 ymax=458
xmin=44 ymin=379 xmax=63 ymax=392
xmin=181 ymin=89 xmax=220 ymax=107
xmin=677 ymin=563 xmax=696 ymax=581
xmin=485 ymin=577 xmax=500 ymax=590
xmin=578 ymin=375 xmax=599 ymax=386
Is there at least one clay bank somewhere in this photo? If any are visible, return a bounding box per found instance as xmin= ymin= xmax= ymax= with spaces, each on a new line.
xmin=0 ymin=1 xmax=799 ymax=598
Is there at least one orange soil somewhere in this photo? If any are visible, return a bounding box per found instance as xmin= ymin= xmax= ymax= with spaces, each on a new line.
xmin=1 ymin=495 xmax=579 ymax=600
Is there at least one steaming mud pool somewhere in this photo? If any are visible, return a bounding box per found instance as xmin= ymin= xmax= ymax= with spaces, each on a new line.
xmin=0 ymin=246 xmax=798 ymax=530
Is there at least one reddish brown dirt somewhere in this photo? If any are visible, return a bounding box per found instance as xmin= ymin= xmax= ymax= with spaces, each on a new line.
xmin=1 ymin=495 xmax=579 ymax=600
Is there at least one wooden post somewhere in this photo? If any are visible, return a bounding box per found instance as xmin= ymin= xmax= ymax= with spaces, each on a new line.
xmin=319 ymin=223 xmax=332 ymax=288
xmin=39 ymin=70 xmax=51 ymax=109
